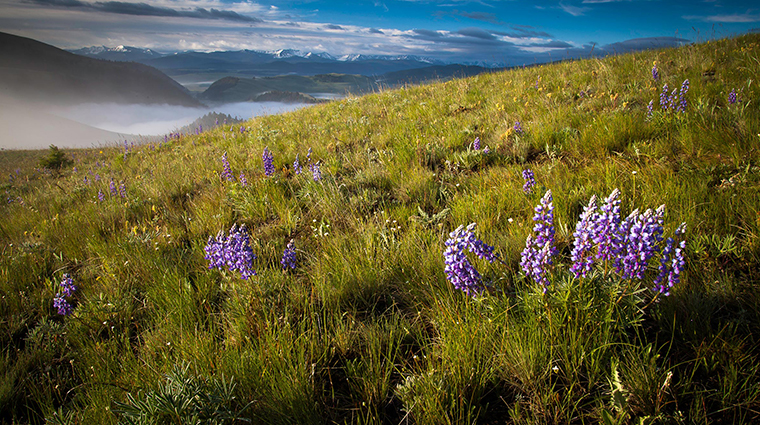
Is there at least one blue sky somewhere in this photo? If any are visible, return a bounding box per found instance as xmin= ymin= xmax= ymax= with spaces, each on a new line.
xmin=1 ymin=0 xmax=758 ymax=64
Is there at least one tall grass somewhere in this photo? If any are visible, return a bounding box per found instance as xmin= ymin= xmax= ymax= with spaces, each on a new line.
xmin=1 ymin=34 xmax=759 ymax=424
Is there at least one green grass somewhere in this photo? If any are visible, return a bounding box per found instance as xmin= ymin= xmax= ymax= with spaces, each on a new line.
xmin=2 ymin=34 xmax=760 ymax=424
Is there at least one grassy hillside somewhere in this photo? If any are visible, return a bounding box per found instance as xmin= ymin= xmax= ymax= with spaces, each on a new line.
xmin=2 ymin=34 xmax=760 ymax=424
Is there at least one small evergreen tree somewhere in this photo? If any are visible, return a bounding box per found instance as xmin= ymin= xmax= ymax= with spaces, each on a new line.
xmin=39 ymin=145 xmax=72 ymax=174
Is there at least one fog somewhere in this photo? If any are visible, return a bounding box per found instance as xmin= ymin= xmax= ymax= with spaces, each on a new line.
xmin=55 ymin=101 xmax=310 ymax=136
xmin=0 ymin=98 xmax=311 ymax=150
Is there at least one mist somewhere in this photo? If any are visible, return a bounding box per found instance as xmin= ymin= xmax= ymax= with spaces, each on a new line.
xmin=0 ymin=98 xmax=312 ymax=150
xmin=54 ymin=102 xmax=310 ymax=136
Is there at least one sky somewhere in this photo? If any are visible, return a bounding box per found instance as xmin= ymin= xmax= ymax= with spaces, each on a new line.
xmin=0 ymin=0 xmax=759 ymax=65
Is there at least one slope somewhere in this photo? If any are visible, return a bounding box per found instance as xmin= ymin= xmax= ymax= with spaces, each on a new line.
xmin=1 ymin=34 xmax=759 ymax=424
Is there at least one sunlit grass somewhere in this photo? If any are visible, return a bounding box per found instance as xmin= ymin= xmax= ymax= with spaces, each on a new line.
xmin=2 ymin=34 xmax=760 ymax=424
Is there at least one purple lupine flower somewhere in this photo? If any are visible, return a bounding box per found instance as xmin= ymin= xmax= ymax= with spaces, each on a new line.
xmin=221 ymin=152 xmax=235 ymax=182
xmin=534 ymin=77 xmax=540 ymax=90
xmin=570 ymin=195 xmax=598 ymax=278
xmin=306 ymin=147 xmax=312 ymax=165
xmin=239 ymin=172 xmax=248 ymax=187
xmin=473 ymin=137 xmax=481 ymax=150
xmin=728 ymin=88 xmax=738 ymax=105
xmin=204 ymin=224 xmax=257 ymax=280
xmin=53 ymin=294 xmax=73 ymax=316
xmin=677 ymin=79 xmax=689 ymax=113
xmin=311 ymin=162 xmax=322 ymax=182
xmin=204 ymin=231 xmax=227 ymax=271
xmin=98 ymin=190 xmax=105 ymax=202
xmin=224 ymin=224 xmax=257 ymax=280
xmin=651 ymin=63 xmax=659 ymax=81
xmin=59 ymin=273 xmax=76 ymax=297
xmin=262 ymin=147 xmax=275 ymax=177
xmin=653 ymin=222 xmax=687 ymax=296
xmin=668 ymin=87 xmax=678 ymax=111
xmin=647 ymin=100 xmax=654 ymax=118
xmin=520 ymin=190 xmax=557 ymax=291
xmin=593 ymin=189 xmax=622 ymax=263
xmin=443 ymin=223 xmax=497 ymax=296
xmin=522 ymin=169 xmax=536 ymax=195
xmin=616 ymin=206 xmax=665 ymax=280
xmin=281 ymin=239 xmax=297 ymax=270
xmin=95 ymin=174 xmax=101 ymax=182
xmin=109 ymin=178 xmax=117 ymax=197
xmin=660 ymin=84 xmax=670 ymax=110
xmin=483 ymin=146 xmax=490 ymax=154
xmin=118 ymin=181 xmax=126 ymax=198
xmin=514 ymin=121 xmax=524 ymax=134
xmin=294 ymin=154 xmax=302 ymax=175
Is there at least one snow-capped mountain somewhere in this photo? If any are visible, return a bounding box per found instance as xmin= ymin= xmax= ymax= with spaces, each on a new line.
xmin=68 ymin=45 xmax=165 ymax=61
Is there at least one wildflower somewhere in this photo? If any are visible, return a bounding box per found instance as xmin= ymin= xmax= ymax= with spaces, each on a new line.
xmin=443 ymin=223 xmax=496 ymax=296
xmin=262 ymin=147 xmax=275 ymax=177
xmin=668 ymin=87 xmax=678 ymax=111
xmin=118 ymin=181 xmax=127 ymax=198
xmin=728 ymin=88 xmax=738 ymax=105
xmin=647 ymin=100 xmax=654 ymax=118
xmin=522 ymin=169 xmax=536 ymax=195
xmin=593 ymin=189 xmax=622 ymax=263
xmin=483 ymin=146 xmax=491 ymax=154
xmin=311 ymin=162 xmax=322 ymax=182
xmin=616 ymin=206 xmax=664 ymax=280
xmin=204 ymin=224 xmax=257 ymax=280
xmin=221 ymin=152 xmax=234 ymax=182
xmin=473 ymin=137 xmax=481 ymax=150
xmin=651 ymin=62 xmax=659 ymax=81
xmin=293 ymin=154 xmax=302 ymax=175
xmin=677 ymin=79 xmax=689 ymax=113
xmin=281 ymin=239 xmax=297 ymax=270
xmin=653 ymin=222 xmax=687 ymax=296
xmin=514 ymin=121 xmax=524 ymax=134
xmin=570 ymin=195 xmax=598 ymax=278
xmin=109 ymin=178 xmax=117 ymax=197
xmin=53 ymin=294 xmax=73 ymax=316
xmin=306 ymin=147 xmax=312 ymax=165
xmin=98 ymin=190 xmax=105 ymax=202
xmin=53 ymin=273 xmax=76 ymax=315
xmin=59 ymin=273 xmax=76 ymax=297
xmin=521 ymin=190 xmax=557 ymax=290
xmin=659 ymin=84 xmax=669 ymax=110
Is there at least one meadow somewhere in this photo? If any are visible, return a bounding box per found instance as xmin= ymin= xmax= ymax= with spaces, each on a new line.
xmin=1 ymin=34 xmax=759 ymax=424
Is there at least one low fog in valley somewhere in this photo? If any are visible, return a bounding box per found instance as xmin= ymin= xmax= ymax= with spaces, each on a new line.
xmin=0 ymin=95 xmax=310 ymax=150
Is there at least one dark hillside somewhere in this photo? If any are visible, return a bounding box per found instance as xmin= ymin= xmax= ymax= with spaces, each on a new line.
xmin=0 ymin=32 xmax=201 ymax=107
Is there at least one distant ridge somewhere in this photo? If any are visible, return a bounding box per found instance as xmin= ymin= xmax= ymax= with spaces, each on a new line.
xmin=0 ymin=32 xmax=202 ymax=107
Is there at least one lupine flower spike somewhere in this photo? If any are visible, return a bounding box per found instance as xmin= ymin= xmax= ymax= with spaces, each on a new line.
xmin=521 ymin=190 xmax=557 ymax=291
xmin=53 ymin=273 xmax=76 ymax=315
xmin=204 ymin=224 xmax=257 ymax=280
xmin=281 ymin=239 xmax=297 ymax=270
xmin=294 ymin=154 xmax=302 ymax=175
xmin=221 ymin=153 xmax=234 ymax=182
xmin=651 ymin=62 xmax=659 ymax=81
xmin=570 ymin=195 xmax=598 ymax=278
xmin=262 ymin=147 xmax=275 ymax=177
xmin=443 ymin=223 xmax=497 ymax=296
xmin=653 ymin=222 xmax=687 ymax=296
xmin=522 ymin=169 xmax=536 ymax=195
xmin=728 ymin=88 xmax=738 ymax=105
xmin=514 ymin=121 xmax=523 ymax=134
xmin=473 ymin=137 xmax=481 ymax=150
xmin=677 ymin=79 xmax=689 ymax=113
xmin=239 ymin=172 xmax=248 ymax=187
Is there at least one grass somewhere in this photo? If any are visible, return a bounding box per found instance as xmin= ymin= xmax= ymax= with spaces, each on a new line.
xmin=2 ymin=34 xmax=760 ymax=424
